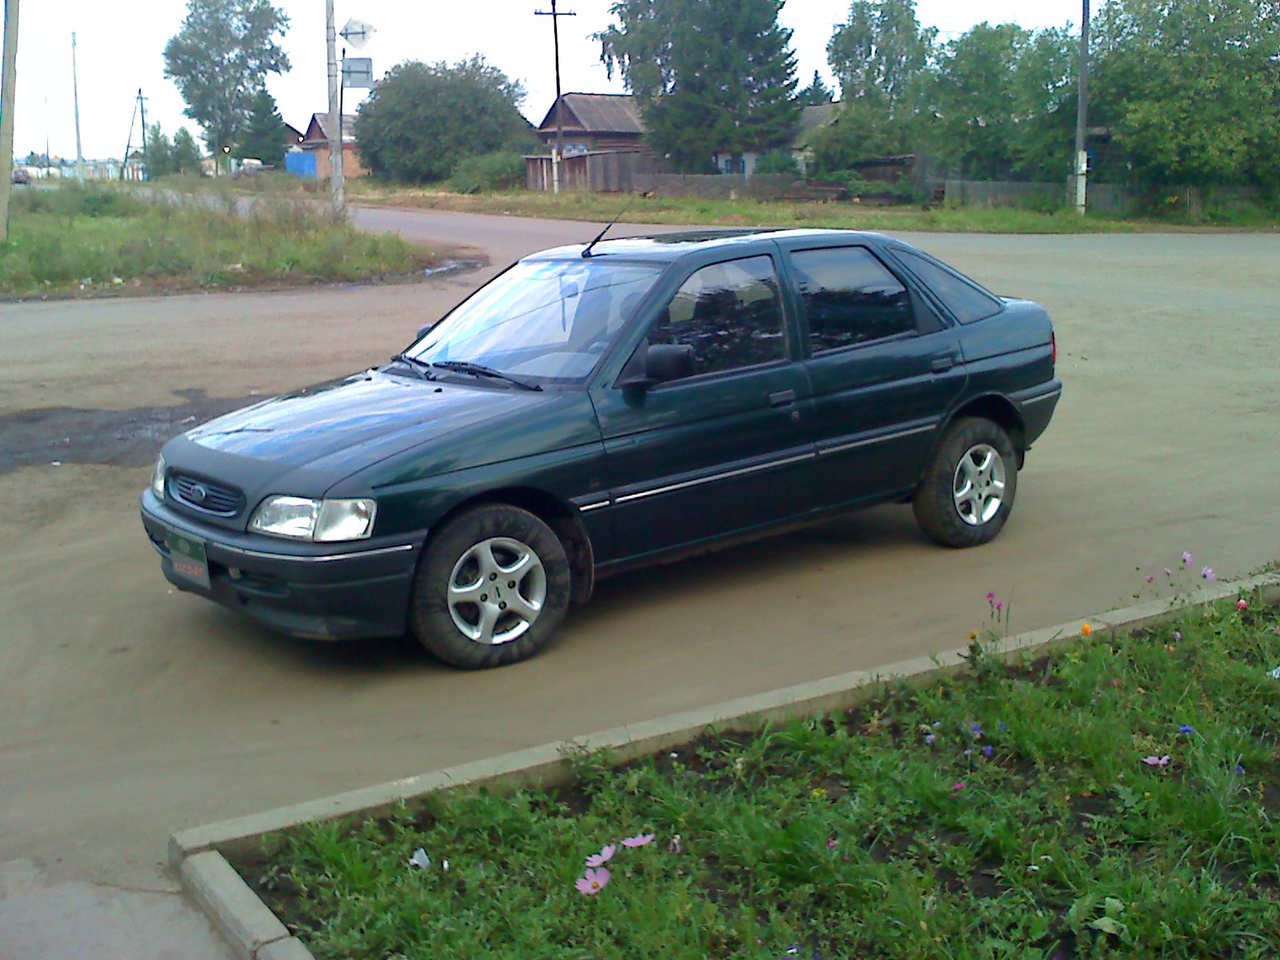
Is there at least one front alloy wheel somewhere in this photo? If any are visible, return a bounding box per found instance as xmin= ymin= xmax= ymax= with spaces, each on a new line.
xmin=410 ymin=504 xmax=571 ymax=668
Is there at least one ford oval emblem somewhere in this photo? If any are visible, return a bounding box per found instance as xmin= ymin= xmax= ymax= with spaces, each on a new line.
xmin=190 ymin=483 xmax=208 ymax=503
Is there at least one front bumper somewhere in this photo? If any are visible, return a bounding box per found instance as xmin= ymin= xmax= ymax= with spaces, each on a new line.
xmin=140 ymin=491 xmax=422 ymax=641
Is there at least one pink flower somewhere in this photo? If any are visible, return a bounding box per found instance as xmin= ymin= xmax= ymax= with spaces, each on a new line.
xmin=995 ymin=601 xmax=1003 ymax=613
xmin=1142 ymin=755 xmax=1171 ymax=767
xmin=952 ymin=781 xmax=966 ymax=793
xmin=826 ymin=837 xmax=838 ymax=850
xmin=585 ymin=844 xmax=616 ymax=867
xmin=1182 ymin=551 xmax=1193 ymax=565
xmin=1164 ymin=568 xmax=1172 ymax=577
xmin=1201 ymin=566 xmax=1215 ymax=581
xmin=575 ymin=867 xmax=610 ymax=895
xmin=621 ymin=833 xmax=655 ymax=848
xmin=1145 ymin=575 xmax=1154 ymax=583
xmin=985 ymin=592 xmax=997 ymax=603
xmin=1173 ymin=630 xmax=1182 ymax=642
xmin=1236 ymin=599 xmax=1248 ymax=612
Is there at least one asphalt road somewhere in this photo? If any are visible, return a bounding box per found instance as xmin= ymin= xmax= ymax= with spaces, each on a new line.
xmin=1 ymin=209 xmax=1277 ymax=956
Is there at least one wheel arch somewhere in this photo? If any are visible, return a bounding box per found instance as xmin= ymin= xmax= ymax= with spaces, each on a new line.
xmin=940 ymin=393 xmax=1026 ymax=462
xmin=424 ymin=486 xmax=596 ymax=604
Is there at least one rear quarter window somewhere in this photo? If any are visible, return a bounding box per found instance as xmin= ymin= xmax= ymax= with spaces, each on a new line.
xmin=894 ymin=249 xmax=1003 ymax=324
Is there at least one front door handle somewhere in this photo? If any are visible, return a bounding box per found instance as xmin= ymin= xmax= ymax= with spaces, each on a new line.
xmin=931 ymin=355 xmax=956 ymax=373
xmin=768 ymin=389 xmax=797 ymax=407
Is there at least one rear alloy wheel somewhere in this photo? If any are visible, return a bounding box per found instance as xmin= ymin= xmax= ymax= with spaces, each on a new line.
xmin=913 ymin=417 xmax=1018 ymax=548
xmin=410 ymin=505 xmax=571 ymax=668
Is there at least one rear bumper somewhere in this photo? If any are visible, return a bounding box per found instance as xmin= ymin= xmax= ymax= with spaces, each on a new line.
xmin=1012 ymin=380 xmax=1062 ymax=448
xmin=140 ymin=491 xmax=421 ymax=641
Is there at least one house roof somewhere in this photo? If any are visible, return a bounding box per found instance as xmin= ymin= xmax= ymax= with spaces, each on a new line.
xmin=793 ymin=102 xmax=841 ymax=148
xmin=305 ymin=112 xmax=359 ymax=143
xmin=538 ymin=93 xmax=645 ymax=135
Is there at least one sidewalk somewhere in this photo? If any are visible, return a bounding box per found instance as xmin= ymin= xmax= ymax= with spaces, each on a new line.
xmin=0 ymin=858 xmax=230 ymax=960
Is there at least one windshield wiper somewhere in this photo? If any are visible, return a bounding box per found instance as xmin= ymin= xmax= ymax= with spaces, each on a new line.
xmin=432 ymin=360 xmax=542 ymax=392
xmin=388 ymin=353 xmax=435 ymax=381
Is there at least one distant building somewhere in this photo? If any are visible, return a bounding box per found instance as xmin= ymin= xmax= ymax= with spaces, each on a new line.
xmin=713 ymin=102 xmax=841 ymax=178
xmin=536 ymin=93 xmax=648 ymax=156
xmin=285 ymin=112 xmax=365 ymax=179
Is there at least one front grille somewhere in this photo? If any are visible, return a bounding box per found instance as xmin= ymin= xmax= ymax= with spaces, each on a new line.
xmin=171 ymin=473 xmax=244 ymax=516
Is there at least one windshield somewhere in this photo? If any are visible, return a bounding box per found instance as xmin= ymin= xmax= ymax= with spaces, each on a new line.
xmin=407 ymin=260 xmax=664 ymax=384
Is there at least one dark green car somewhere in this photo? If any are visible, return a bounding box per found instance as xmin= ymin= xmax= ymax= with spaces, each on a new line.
xmin=141 ymin=229 xmax=1061 ymax=668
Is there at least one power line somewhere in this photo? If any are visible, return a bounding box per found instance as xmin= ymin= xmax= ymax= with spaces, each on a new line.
xmin=534 ymin=0 xmax=575 ymax=195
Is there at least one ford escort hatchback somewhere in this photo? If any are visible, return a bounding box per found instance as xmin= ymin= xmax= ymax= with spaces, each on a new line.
xmin=141 ymin=229 xmax=1061 ymax=668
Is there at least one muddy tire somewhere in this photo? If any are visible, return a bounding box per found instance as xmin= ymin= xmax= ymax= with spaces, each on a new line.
xmin=913 ymin=417 xmax=1018 ymax=548
xmin=409 ymin=504 xmax=571 ymax=669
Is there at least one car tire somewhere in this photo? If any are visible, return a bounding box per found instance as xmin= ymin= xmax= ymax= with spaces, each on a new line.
xmin=913 ymin=417 xmax=1018 ymax=549
xmin=409 ymin=504 xmax=572 ymax=669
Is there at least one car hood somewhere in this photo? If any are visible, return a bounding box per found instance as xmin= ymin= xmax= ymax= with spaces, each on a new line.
xmin=159 ymin=370 xmax=566 ymax=520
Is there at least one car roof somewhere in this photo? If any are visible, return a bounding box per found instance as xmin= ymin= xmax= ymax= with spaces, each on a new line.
xmin=523 ymin=228 xmax=900 ymax=264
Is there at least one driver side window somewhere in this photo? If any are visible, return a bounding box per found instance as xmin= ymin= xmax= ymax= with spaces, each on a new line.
xmin=646 ymin=255 xmax=787 ymax=378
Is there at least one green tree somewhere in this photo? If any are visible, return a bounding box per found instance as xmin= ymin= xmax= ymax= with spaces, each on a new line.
xmin=1090 ymin=0 xmax=1280 ymax=190
xmin=236 ymin=89 xmax=285 ymax=165
xmin=171 ymin=128 xmax=204 ymax=175
xmin=163 ymin=0 xmax=290 ymax=157
xmin=798 ymin=70 xmax=834 ymax=106
xmin=144 ymin=123 xmax=174 ymax=178
xmin=923 ymin=23 xmax=1075 ymax=180
xmin=354 ymin=57 xmax=532 ymax=183
xmin=598 ymin=0 xmax=800 ymax=173
xmin=827 ymin=0 xmax=935 ymax=114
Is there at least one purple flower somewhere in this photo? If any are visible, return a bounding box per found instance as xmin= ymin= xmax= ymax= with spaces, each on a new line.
xmin=1178 ymin=724 xmax=1195 ymax=735
xmin=952 ymin=781 xmax=966 ymax=793
xmin=970 ymin=723 xmax=983 ymax=738
xmin=585 ymin=844 xmax=616 ymax=867
xmin=826 ymin=837 xmax=838 ymax=850
xmin=1235 ymin=763 xmax=1246 ymax=775
xmin=995 ymin=601 xmax=1004 ymax=613
xmin=1142 ymin=755 xmax=1171 ymax=767
xmin=621 ymin=833 xmax=654 ymax=848
xmin=924 ymin=733 xmax=936 ymax=746
xmin=1182 ymin=551 xmax=1193 ymax=565
xmin=1173 ymin=630 xmax=1182 ymax=642
xmin=986 ymin=591 xmax=997 ymax=603
xmin=576 ymin=867 xmax=610 ymax=895
xmin=982 ymin=744 xmax=994 ymax=758
xmin=1146 ymin=574 xmax=1154 ymax=583
xmin=1201 ymin=566 xmax=1215 ymax=581
xmin=964 ymin=748 xmax=973 ymax=757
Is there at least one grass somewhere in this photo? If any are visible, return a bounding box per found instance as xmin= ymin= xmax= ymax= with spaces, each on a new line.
xmin=233 ymin=581 xmax=1280 ymax=959
xmin=0 ymin=182 xmax=440 ymax=299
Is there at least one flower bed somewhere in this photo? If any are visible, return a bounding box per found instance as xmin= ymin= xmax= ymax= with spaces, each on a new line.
xmin=231 ymin=587 xmax=1280 ymax=959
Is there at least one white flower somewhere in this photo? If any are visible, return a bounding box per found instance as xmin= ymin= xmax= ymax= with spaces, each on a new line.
xmin=408 ymin=848 xmax=430 ymax=870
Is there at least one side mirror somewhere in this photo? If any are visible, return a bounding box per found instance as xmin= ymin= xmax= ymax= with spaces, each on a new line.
xmin=618 ymin=343 xmax=696 ymax=389
xmin=416 ymin=323 xmax=432 ymax=341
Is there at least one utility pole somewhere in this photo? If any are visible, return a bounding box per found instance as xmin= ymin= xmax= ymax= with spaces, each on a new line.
xmin=535 ymin=0 xmax=575 ymax=195
xmin=325 ymin=0 xmax=344 ymax=213
xmin=72 ymin=32 xmax=84 ymax=179
xmin=0 ymin=0 xmax=20 ymax=243
xmin=121 ymin=88 xmax=147 ymax=180
xmin=1073 ymin=0 xmax=1089 ymax=215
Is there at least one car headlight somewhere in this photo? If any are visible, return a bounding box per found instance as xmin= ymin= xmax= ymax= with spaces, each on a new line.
xmin=151 ymin=455 xmax=166 ymax=499
xmin=248 ymin=496 xmax=376 ymax=542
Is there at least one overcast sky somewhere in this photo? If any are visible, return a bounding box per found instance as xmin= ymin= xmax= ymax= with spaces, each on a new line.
xmin=10 ymin=0 xmax=1084 ymax=161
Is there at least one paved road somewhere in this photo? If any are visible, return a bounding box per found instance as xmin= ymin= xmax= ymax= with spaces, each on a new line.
xmin=1 ymin=209 xmax=1277 ymax=956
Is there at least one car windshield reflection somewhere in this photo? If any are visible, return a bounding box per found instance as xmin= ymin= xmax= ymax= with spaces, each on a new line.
xmin=408 ymin=260 xmax=663 ymax=384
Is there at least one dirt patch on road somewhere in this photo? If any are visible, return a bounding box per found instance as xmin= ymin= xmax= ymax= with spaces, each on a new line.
xmin=0 ymin=389 xmax=257 ymax=474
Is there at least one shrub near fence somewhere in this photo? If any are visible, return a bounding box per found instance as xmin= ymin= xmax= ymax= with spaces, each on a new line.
xmin=632 ymin=173 xmax=804 ymax=200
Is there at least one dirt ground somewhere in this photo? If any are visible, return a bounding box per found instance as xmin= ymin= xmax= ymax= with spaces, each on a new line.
xmin=0 ymin=210 xmax=1277 ymax=955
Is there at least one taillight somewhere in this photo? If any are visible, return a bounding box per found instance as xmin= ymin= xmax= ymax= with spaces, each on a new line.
xmin=1050 ymin=329 xmax=1057 ymax=366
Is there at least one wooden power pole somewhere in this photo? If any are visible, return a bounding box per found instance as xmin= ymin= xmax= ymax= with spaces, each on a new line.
xmin=535 ymin=0 xmax=575 ymax=195
xmin=0 ymin=0 xmax=21 ymax=243
xmin=325 ymin=0 xmax=344 ymax=213
xmin=1073 ymin=0 xmax=1090 ymax=215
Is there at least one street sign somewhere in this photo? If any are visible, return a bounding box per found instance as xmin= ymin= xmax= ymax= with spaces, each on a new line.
xmin=342 ymin=57 xmax=374 ymax=88
xmin=340 ymin=18 xmax=375 ymax=47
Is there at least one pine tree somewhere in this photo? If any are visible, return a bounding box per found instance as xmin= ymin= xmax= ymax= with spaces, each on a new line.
xmin=799 ymin=70 xmax=834 ymax=105
xmin=237 ymin=89 xmax=285 ymax=165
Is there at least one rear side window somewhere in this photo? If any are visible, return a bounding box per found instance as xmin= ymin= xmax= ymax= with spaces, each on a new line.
xmin=789 ymin=247 xmax=916 ymax=352
xmin=894 ymin=249 xmax=1002 ymax=324
xmin=646 ymin=255 xmax=787 ymax=376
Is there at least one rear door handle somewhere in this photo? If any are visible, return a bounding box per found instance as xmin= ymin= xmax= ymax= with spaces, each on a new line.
xmin=768 ymin=389 xmax=797 ymax=407
xmin=931 ymin=355 xmax=956 ymax=373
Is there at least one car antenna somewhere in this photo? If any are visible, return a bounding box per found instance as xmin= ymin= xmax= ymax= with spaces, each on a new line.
xmin=581 ymin=195 xmax=638 ymax=259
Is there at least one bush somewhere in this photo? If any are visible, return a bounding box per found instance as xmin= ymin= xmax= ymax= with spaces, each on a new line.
xmin=816 ymin=170 xmax=922 ymax=204
xmin=753 ymin=150 xmax=799 ymax=177
xmin=448 ymin=151 xmax=526 ymax=194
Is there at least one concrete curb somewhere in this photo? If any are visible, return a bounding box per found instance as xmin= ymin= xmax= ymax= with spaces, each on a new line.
xmin=171 ymin=571 xmax=1278 ymax=959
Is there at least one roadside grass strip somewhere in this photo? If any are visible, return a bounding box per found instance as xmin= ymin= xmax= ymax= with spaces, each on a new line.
xmin=232 ymin=586 xmax=1280 ymax=959
xmin=0 ymin=184 xmax=439 ymax=298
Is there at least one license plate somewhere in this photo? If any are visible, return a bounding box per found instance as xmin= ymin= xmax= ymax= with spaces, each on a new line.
xmin=166 ymin=530 xmax=211 ymax=590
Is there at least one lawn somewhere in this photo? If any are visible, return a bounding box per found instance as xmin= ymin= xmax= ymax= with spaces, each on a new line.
xmin=0 ymin=183 xmax=440 ymax=299
xmin=233 ymin=577 xmax=1280 ymax=959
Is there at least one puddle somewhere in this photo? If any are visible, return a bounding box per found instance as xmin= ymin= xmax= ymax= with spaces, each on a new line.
xmin=0 ymin=389 xmax=258 ymax=474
